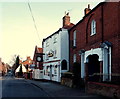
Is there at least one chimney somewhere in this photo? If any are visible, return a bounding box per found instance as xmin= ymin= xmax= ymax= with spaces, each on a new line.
xmin=84 ymin=4 xmax=91 ymax=15
xmin=63 ymin=12 xmax=70 ymax=27
xmin=27 ymin=56 xmax=30 ymax=60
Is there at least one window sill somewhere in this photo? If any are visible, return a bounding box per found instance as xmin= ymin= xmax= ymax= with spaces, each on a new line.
xmin=90 ymin=33 xmax=96 ymax=36
xmin=53 ymin=57 xmax=57 ymax=59
xmin=73 ymin=46 xmax=77 ymax=49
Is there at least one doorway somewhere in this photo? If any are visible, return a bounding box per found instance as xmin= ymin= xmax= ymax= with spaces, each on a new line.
xmin=87 ymin=54 xmax=100 ymax=82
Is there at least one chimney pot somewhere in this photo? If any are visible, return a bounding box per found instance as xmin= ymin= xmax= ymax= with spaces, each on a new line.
xmin=84 ymin=4 xmax=91 ymax=15
xmin=88 ymin=4 xmax=90 ymax=9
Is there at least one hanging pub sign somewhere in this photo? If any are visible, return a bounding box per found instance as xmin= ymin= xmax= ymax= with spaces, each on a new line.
xmin=47 ymin=50 xmax=54 ymax=57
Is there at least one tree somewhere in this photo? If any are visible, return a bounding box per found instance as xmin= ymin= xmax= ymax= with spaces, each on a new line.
xmin=9 ymin=55 xmax=17 ymax=66
xmin=12 ymin=55 xmax=20 ymax=75
xmin=18 ymin=65 xmax=23 ymax=77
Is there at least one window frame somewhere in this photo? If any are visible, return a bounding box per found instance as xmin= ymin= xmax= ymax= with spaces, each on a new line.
xmin=73 ymin=30 xmax=76 ymax=47
xmin=91 ymin=20 xmax=96 ymax=36
xmin=53 ymin=34 xmax=57 ymax=43
xmin=73 ymin=54 xmax=76 ymax=63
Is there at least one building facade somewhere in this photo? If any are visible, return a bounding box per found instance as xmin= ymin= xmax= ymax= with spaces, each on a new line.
xmin=32 ymin=46 xmax=43 ymax=79
xmin=42 ymin=13 xmax=74 ymax=82
xmin=69 ymin=2 xmax=120 ymax=83
xmin=0 ymin=58 xmax=7 ymax=76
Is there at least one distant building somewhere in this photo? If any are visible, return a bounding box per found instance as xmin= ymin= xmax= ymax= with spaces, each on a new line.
xmin=0 ymin=58 xmax=7 ymax=76
xmin=42 ymin=13 xmax=74 ymax=82
xmin=22 ymin=56 xmax=33 ymax=71
xmin=15 ymin=56 xmax=33 ymax=78
xmin=32 ymin=46 xmax=43 ymax=79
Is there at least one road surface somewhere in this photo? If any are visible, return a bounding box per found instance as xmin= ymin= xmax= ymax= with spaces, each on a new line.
xmin=2 ymin=76 xmax=49 ymax=99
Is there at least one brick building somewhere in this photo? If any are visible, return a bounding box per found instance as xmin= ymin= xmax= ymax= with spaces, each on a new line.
xmin=32 ymin=46 xmax=43 ymax=79
xmin=0 ymin=58 xmax=7 ymax=76
xmin=69 ymin=2 xmax=120 ymax=84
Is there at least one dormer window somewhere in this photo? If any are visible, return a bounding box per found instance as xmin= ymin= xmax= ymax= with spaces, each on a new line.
xmin=91 ymin=20 xmax=96 ymax=36
xmin=73 ymin=30 xmax=76 ymax=47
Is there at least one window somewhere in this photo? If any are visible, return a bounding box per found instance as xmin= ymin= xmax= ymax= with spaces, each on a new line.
xmin=73 ymin=30 xmax=76 ymax=47
xmin=61 ymin=60 xmax=67 ymax=70
xmin=53 ymin=50 xmax=57 ymax=58
xmin=91 ymin=20 xmax=96 ymax=36
xmin=46 ymin=53 xmax=49 ymax=60
xmin=53 ymin=35 xmax=57 ymax=43
xmin=54 ymin=65 xmax=57 ymax=74
xmin=46 ymin=40 xmax=49 ymax=47
xmin=37 ymin=62 xmax=39 ymax=67
xmin=73 ymin=54 xmax=76 ymax=63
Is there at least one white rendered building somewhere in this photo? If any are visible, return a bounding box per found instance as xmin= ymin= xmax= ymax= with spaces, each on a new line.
xmin=42 ymin=13 xmax=74 ymax=82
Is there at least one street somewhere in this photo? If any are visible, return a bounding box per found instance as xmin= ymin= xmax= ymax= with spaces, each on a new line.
xmin=2 ymin=76 xmax=49 ymax=99
xmin=1 ymin=76 xmax=111 ymax=99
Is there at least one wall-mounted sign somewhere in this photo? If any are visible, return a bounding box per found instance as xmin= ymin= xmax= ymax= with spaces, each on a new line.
xmin=36 ymin=56 xmax=43 ymax=62
xmin=47 ymin=50 xmax=54 ymax=57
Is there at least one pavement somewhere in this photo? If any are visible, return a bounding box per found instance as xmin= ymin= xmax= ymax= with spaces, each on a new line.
xmin=24 ymin=79 xmax=111 ymax=99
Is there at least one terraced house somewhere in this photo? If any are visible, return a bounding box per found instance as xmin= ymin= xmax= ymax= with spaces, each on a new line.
xmin=42 ymin=13 xmax=74 ymax=82
xmin=69 ymin=1 xmax=120 ymax=98
xmin=32 ymin=46 xmax=43 ymax=80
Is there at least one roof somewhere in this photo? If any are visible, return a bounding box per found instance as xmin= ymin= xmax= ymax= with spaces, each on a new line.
xmin=42 ymin=23 xmax=74 ymax=43
xmin=42 ymin=28 xmax=62 ymax=42
xmin=69 ymin=2 xmax=105 ymax=31
xmin=22 ymin=56 xmax=33 ymax=66
xmin=37 ymin=48 xmax=43 ymax=53
xmin=63 ymin=23 xmax=74 ymax=29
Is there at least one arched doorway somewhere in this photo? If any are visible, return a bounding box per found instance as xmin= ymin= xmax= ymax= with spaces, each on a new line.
xmin=61 ymin=60 xmax=67 ymax=70
xmin=87 ymin=54 xmax=100 ymax=82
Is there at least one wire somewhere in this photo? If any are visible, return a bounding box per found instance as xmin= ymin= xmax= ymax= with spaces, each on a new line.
xmin=28 ymin=2 xmax=41 ymax=41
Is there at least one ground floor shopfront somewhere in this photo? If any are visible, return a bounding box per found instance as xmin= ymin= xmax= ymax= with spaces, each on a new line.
xmin=43 ymin=60 xmax=61 ymax=82
xmin=43 ymin=59 xmax=69 ymax=82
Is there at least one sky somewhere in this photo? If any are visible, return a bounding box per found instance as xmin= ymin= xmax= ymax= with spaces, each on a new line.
xmin=0 ymin=0 xmax=105 ymax=65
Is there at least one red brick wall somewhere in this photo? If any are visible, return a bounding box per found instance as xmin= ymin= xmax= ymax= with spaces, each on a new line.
xmin=87 ymin=82 xmax=120 ymax=99
xmin=69 ymin=2 xmax=120 ymax=81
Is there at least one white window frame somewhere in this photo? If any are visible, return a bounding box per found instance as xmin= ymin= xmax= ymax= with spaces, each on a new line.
xmin=37 ymin=62 xmax=39 ymax=67
xmin=53 ymin=34 xmax=57 ymax=43
xmin=46 ymin=40 xmax=49 ymax=47
xmin=73 ymin=54 xmax=76 ymax=63
xmin=91 ymin=20 xmax=96 ymax=36
xmin=46 ymin=53 xmax=49 ymax=60
xmin=73 ymin=30 xmax=76 ymax=47
xmin=53 ymin=50 xmax=57 ymax=58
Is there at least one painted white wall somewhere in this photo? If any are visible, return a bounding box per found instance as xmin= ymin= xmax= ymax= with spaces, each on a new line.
xmin=33 ymin=69 xmax=43 ymax=79
xmin=84 ymin=48 xmax=103 ymax=63
xmin=83 ymin=47 xmax=111 ymax=81
xmin=81 ymin=53 xmax=85 ymax=78
xmin=43 ymin=28 xmax=69 ymax=82
xmin=60 ymin=28 xmax=69 ymax=72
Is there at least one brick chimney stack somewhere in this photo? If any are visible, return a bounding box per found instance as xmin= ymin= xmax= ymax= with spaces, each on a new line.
xmin=63 ymin=12 xmax=70 ymax=27
xmin=84 ymin=4 xmax=91 ymax=15
xmin=27 ymin=56 xmax=30 ymax=60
